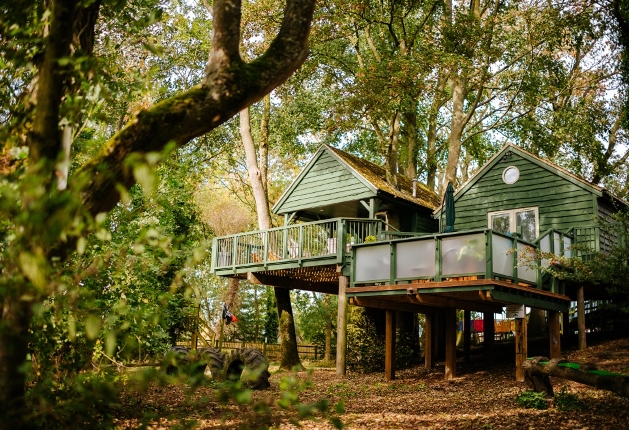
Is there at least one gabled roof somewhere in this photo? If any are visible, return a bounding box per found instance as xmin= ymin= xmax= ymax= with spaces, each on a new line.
xmin=272 ymin=145 xmax=440 ymax=214
xmin=439 ymin=143 xmax=625 ymax=213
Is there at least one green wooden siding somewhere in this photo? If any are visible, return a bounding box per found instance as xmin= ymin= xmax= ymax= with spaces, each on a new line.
xmin=453 ymin=153 xmax=596 ymax=233
xmin=415 ymin=210 xmax=439 ymax=233
xmin=276 ymin=151 xmax=375 ymax=213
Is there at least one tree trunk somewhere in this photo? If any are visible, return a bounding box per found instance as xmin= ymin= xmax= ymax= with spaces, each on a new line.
xmin=325 ymin=294 xmax=332 ymax=361
xmin=427 ymin=73 xmax=447 ymax=191
xmin=276 ymin=287 xmax=303 ymax=369
xmin=524 ymin=356 xmax=629 ymax=398
xmin=0 ymin=294 xmax=34 ymax=427
xmin=240 ymin=106 xmax=302 ymax=369
xmin=403 ymin=110 xmax=418 ymax=179
xmin=385 ymin=112 xmax=401 ymax=189
xmin=443 ymin=72 xmax=466 ymax=189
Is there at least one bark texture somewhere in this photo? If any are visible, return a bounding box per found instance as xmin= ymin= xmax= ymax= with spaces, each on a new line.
xmin=277 ymin=287 xmax=303 ymax=370
xmin=524 ymin=356 xmax=629 ymax=398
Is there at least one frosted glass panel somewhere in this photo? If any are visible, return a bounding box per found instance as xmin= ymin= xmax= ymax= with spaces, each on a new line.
xmin=540 ymin=235 xmax=550 ymax=268
xmin=563 ymin=237 xmax=572 ymax=258
xmin=396 ymin=239 xmax=436 ymax=279
xmin=441 ymin=234 xmax=486 ymax=276
xmin=492 ymin=235 xmax=513 ymax=277
xmin=553 ymin=233 xmax=561 ymax=255
xmin=517 ymin=242 xmax=537 ymax=283
xmin=354 ymin=245 xmax=390 ymax=282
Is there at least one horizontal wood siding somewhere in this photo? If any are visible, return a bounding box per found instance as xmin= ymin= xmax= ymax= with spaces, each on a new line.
xmin=277 ymin=151 xmax=375 ymax=213
xmin=416 ymin=210 xmax=439 ymax=233
xmin=454 ymin=153 xmax=595 ymax=233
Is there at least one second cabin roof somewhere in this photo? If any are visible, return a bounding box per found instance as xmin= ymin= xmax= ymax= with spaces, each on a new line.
xmin=272 ymin=145 xmax=440 ymax=216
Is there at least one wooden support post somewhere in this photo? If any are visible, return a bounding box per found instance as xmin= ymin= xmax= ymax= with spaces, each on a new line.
xmin=425 ymin=314 xmax=433 ymax=370
xmin=445 ymin=307 xmax=456 ymax=380
xmin=484 ymin=311 xmax=494 ymax=365
xmin=385 ymin=309 xmax=396 ymax=381
xmin=549 ymin=311 xmax=561 ymax=359
xmin=463 ymin=309 xmax=471 ymax=364
xmin=336 ymin=276 xmax=348 ymax=377
xmin=515 ymin=317 xmax=528 ymax=382
xmin=577 ymin=285 xmax=587 ymax=350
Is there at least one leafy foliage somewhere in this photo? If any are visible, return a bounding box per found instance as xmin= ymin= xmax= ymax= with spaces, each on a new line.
xmin=516 ymin=390 xmax=548 ymax=410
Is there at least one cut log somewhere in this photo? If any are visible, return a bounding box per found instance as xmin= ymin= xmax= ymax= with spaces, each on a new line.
xmin=523 ymin=356 xmax=629 ymax=398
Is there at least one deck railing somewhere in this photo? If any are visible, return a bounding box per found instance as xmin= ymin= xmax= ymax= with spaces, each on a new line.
xmin=211 ymin=218 xmax=386 ymax=272
xmin=351 ymin=229 xmax=539 ymax=287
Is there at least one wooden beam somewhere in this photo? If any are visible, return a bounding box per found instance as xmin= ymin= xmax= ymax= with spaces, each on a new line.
xmin=549 ymin=311 xmax=561 ymax=359
xmin=515 ymin=317 xmax=527 ymax=382
xmin=336 ymin=276 xmax=348 ymax=377
xmin=463 ymin=309 xmax=471 ymax=364
xmin=425 ymin=314 xmax=433 ymax=370
xmin=577 ymin=285 xmax=587 ymax=350
xmin=412 ymin=293 xmax=503 ymax=313
xmin=247 ymin=272 xmax=338 ymax=294
xmin=484 ymin=311 xmax=495 ymax=365
xmin=349 ymin=296 xmax=443 ymax=315
xmin=385 ymin=309 xmax=396 ymax=381
xmin=445 ymin=307 xmax=457 ymax=380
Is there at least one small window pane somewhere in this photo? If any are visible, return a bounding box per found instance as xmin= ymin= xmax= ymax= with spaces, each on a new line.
xmin=491 ymin=213 xmax=510 ymax=235
xmin=516 ymin=210 xmax=536 ymax=242
xmin=503 ymin=166 xmax=520 ymax=184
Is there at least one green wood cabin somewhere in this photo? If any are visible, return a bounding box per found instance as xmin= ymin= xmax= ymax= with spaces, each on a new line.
xmin=211 ymin=143 xmax=623 ymax=382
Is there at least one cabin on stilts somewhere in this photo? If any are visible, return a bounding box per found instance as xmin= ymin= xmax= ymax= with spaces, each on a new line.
xmin=211 ymin=143 xmax=624 ymax=382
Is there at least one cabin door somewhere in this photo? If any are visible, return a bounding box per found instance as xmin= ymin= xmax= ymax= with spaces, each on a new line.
xmin=488 ymin=207 xmax=538 ymax=243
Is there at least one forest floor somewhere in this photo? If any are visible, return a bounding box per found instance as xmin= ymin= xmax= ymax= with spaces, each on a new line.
xmin=115 ymin=337 xmax=629 ymax=429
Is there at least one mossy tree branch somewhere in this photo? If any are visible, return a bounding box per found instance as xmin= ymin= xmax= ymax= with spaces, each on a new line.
xmin=77 ymin=0 xmax=317 ymax=217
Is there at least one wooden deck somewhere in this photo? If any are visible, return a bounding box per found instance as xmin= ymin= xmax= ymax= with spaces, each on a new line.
xmin=347 ymin=278 xmax=570 ymax=313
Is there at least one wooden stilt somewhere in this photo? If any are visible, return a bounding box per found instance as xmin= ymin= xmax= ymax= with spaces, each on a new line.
xmin=336 ymin=276 xmax=348 ymax=377
xmin=463 ymin=309 xmax=471 ymax=364
xmin=577 ymin=285 xmax=587 ymax=350
xmin=385 ymin=309 xmax=396 ymax=381
xmin=484 ymin=311 xmax=494 ymax=365
xmin=445 ymin=307 xmax=456 ymax=380
xmin=549 ymin=311 xmax=561 ymax=359
xmin=425 ymin=314 xmax=433 ymax=370
xmin=515 ymin=317 xmax=527 ymax=382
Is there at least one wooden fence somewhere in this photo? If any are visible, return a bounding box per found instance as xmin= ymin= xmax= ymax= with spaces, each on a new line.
xmin=215 ymin=341 xmax=329 ymax=361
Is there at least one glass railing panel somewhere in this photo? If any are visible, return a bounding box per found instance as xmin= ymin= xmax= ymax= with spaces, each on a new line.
xmin=396 ymin=239 xmax=436 ymax=279
xmin=354 ymin=244 xmax=390 ymax=282
xmin=553 ymin=232 xmax=561 ymax=256
xmin=540 ymin=235 xmax=550 ymax=267
xmin=441 ymin=233 xmax=486 ymax=276
xmin=492 ymin=234 xmax=514 ymax=278
xmin=517 ymin=242 xmax=537 ymax=283
xmin=563 ymin=236 xmax=572 ymax=258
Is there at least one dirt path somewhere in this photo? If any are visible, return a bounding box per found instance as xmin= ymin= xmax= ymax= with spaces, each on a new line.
xmin=115 ymin=338 xmax=629 ymax=429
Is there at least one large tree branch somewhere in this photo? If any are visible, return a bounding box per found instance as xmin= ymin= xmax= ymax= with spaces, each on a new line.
xmin=76 ymin=0 xmax=316 ymax=217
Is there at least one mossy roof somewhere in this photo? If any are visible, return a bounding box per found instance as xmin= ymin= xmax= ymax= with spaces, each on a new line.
xmin=325 ymin=145 xmax=441 ymax=210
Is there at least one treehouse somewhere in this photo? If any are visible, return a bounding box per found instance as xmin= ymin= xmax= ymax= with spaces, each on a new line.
xmin=211 ymin=143 xmax=623 ymax=382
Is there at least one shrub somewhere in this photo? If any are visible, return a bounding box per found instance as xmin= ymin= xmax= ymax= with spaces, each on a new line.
xmin=516 ymin=390 xmax=548 ymax=410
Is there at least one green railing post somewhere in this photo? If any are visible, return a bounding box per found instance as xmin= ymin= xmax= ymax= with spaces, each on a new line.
xmin=337 ymin=219 xmax=346 ymax=265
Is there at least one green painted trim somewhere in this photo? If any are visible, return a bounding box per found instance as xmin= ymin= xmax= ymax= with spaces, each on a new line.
xmin=490 ymin=290 xmax=569 ymax=312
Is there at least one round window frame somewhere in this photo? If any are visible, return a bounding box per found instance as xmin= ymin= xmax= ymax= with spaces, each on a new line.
xmin=502 ymin=166 xmax=520 ymax=184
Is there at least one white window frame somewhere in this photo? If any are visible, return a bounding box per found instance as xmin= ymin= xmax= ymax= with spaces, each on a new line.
xmin=487 ymin=206 xmax=539 ymax=240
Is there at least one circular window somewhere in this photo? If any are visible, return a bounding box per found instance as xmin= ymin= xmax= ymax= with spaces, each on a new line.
xmin=502 ymin=166 xmax=519 ymax=184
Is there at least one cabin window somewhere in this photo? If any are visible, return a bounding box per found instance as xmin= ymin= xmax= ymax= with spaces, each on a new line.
xmin=488 ymin=207 xmax=538 ymax=243
xmin=502 ymin=166 xmax=520 ymax=184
